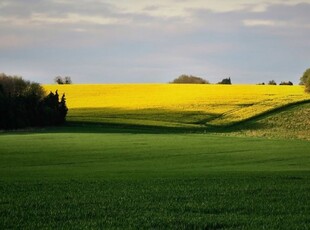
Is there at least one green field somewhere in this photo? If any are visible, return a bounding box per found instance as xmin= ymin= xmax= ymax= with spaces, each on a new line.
xmin=1 ymin=119 xmax=310 ymax=229
xmin=1 ymin=101 xmax=310 ymax=229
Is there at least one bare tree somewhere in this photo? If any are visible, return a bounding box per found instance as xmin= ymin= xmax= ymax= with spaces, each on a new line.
xmin=64 ymin=76 xmax=72 ymax=84
xmin=54 ymin=76 xmax=72 ymax=84
xmin=54 ymin=76 xmax=64 ymax=84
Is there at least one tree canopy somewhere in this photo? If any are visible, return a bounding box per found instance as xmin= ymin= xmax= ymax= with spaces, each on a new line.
xmin=300 ymin=68 xmax=310 ymax=92
xmin=268 ymin=80 xmax=277 ymax=85
xmin=218 ymin=78 xmax=232 ymax=85
xmin=171 ymin=75 xmax=209 ymax=84
xmin=279 ymin=81 xmax=293 ymax=86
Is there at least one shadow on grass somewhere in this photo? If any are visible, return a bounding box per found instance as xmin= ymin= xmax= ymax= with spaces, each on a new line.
xmin=15 ymin=120 xmax=266 ymax=135
xmin=2 ymin=100 xmax=310 ymax=135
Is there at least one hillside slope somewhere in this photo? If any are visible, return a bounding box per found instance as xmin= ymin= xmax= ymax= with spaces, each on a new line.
xmin=228 ymin=102 xmax=310 ymax=140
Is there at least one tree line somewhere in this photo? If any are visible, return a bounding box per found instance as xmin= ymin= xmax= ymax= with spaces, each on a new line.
xmin=0 ymin=73 xmax=68 ymax=129
xmin=257 ymin=80 xmax=293 ymax=85
xmin=170 ymin=69 xmax=310 ymax=92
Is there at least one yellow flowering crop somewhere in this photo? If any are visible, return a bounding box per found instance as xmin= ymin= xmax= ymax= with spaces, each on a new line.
xmin=44 ymin=84 xmax=310 ymax=125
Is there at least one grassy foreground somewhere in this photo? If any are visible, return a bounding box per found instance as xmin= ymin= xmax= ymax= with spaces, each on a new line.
xmin=1 ymin=127 xmax=310 ymax=229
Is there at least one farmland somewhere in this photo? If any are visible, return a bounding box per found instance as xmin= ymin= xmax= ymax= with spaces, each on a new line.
xmin=44 ymin=84 xmax=310 ymax=126
xmin=1 ymin=130 xmax=310 ymax=229
xmin=1 ymin=84 xmax=310 ymax=229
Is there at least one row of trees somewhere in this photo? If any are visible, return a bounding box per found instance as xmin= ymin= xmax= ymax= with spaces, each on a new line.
xmin=256 ymin=68 xmax=309 ymax=91
xmin=171 ymin=75 xmax=232 ymax=84
xmin=171 ymin=73 xmax=310 ymax=89
xmin=258 ymin=80 xmax=293 ymax=85
xmin=52 ymin=70 xmax=310 ymax=91
xmin=0 ymin=74 xmax=68 ymax=129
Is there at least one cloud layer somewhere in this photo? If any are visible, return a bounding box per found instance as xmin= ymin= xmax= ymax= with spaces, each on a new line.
xmin=0 ymin=0 xmax=309 ymax=83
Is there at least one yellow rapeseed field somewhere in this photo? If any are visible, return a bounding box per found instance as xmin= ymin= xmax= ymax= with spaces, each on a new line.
xmin=44 ymin=84 xmax=310 ymax=125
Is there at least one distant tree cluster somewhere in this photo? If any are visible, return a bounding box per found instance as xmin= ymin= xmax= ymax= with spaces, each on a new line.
xmin=170 ymin=75 xmax=235 ymax=85
xmin=268 ymin=80 xmax=277 ymax=85
xmin=279 ymin=81 xmax=293 ymax=85
xmin=170 ymin=74 xmax=303 ymax=87
xmin=257 ymin=80 xmax=293 ymax=86
xmin=0 ymin=73 xmax=68 ymax=129
xmin=54 ymin=76 xmax=72 ymax=84
xmin=170 ymin=75 xmax=209 ymax=84
xmin=300 ymin=68 xmax=310 ymax=92
xmin=217 ymin=78 xmax=232 ymax=85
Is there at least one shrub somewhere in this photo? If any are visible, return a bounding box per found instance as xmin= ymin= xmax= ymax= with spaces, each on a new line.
xmin=171 ymin=75 xmax=209 ymax=84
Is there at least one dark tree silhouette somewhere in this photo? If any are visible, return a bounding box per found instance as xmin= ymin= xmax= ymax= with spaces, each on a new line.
xmin=0 ymin=74 xmax=68 ymax=129
xmin=218 ymin=78 xmax=232 ymax=84
xmin=55 ymin=76 xmax=72 ymax=84
xmin=279 ymin=81 xmax=293 ymax=85
xmin=54 ymin=76 xmax=64 ymax=84
xmin=268 ymin=80 xmax=277 ymax=85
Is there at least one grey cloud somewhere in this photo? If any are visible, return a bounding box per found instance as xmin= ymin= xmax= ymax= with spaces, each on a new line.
xmin=259 ymin=3 xmax=310 ymax=23
xmin=0 ymin=1 xmax=309 ymax=84
xmin=0 ymin=0 xmax=114 ymax=15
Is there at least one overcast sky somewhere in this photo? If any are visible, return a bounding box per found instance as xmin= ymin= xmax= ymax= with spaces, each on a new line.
xmin=1 ymin=0 xmax=309 ymax=84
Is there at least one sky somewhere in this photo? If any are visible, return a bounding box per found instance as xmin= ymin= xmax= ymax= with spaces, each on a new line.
xmin=0 ymin=0 xmax=309 ymax=84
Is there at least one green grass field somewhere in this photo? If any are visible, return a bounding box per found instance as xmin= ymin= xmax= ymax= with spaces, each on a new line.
xmin=1 ymin=122 xmax=310 ymax=229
